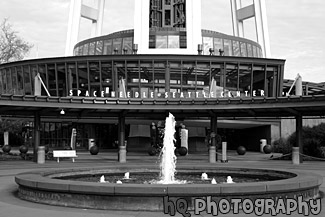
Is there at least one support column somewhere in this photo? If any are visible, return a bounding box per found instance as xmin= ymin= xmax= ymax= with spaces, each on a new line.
xmin=293 ymin=115 xmax=303 ymax=164
xmin=33 ymin=112 xmax=41 ymax=163
xmin=118 ymin=114 xmax=126 ymax=163
xmin=165 ymin=62 xmax=170 ymax=94
xmin=210 ymin=115 xmax=218 ymax=147
xmin=209 ymin=115 xmax=218 ymax=163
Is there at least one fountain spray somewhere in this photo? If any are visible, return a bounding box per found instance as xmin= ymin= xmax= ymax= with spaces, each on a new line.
xmin=159 ymin=113 xmax=177 ymax=184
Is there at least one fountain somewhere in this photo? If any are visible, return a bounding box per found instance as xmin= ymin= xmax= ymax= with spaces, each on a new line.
xmin=201 ymin=172 xmax=209 ymax=180
xmin=158 ymin=113 xmax=177 ymax=184
xmin=15 ymin=113 xmax=323 ymax=211
xmin=226 ymin=176 xmax=234 ymax=183
xmin=123 ymin=172 xmax=129 ymax=179
xmin=99 ymin=175 xmax=107 ymax=183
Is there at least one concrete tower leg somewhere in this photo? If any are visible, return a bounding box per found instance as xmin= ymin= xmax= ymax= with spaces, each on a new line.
xmin=230 ymin=0 xmax=271 ymax=58
xmin=65 ymin=0 xmax=106 ymax=56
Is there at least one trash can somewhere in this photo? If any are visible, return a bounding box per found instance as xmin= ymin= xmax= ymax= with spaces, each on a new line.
xmin=260 ymin=139 xmax=267 ymax=153
xmin=37 ymin=146 xmax=45 ymax=164
xmin=88 ymin=139 xmax=96 ymax=150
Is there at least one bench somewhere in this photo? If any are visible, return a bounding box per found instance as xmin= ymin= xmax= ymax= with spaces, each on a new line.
xmin=53 ymin=150 xmax=78 ymax=163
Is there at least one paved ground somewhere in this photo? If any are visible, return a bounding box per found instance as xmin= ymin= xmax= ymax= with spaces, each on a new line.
xmin=0 ymin=150 xmax=324 ymax=217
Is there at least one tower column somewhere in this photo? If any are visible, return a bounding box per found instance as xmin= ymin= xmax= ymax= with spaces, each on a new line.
xmin=65 ymin=0 xmax=106 ymax=56
xmin=209 ymin=115 xmax=218 ymax=163
xmin=118 ymin=114 xmax=126 ymax=163
xmin=33 ymin=112 xmax=41 ymax=163
xmin=230 ymin=0 xmax=271 ymax=57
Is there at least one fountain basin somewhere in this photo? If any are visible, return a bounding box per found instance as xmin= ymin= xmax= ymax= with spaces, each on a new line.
xmin=15 ymin=167 xmax=322 ymax=211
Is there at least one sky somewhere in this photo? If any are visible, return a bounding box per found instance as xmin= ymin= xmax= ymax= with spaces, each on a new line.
xmin=0 ymin=0 xmax=324 ymax=83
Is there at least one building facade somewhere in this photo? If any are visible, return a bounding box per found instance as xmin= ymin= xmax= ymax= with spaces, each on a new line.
xmin=0 ymin=0 xmax=324 ymax=156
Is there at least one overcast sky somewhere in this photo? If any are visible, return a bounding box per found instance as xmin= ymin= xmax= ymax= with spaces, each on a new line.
xmin=0 ymin=0 xmax=324 ymax=83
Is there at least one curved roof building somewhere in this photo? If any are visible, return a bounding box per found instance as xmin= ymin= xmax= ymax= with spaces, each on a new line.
xmin=0 ymin=0 xmax=324 ymax=161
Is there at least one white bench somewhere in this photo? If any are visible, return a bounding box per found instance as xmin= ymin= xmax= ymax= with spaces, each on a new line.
xmin=53 ymin=150 xmax=78 ymax=163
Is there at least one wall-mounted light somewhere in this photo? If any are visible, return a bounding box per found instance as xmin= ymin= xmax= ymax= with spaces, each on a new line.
xmin=209 ymin=48 xmax=214 ymax=56
xmin=114 ymin=48 xmax=118 ymax=54
xmin=60 ymin=109 xmax=65 ymax=115
xmin=132 ymin=44 xmax=138 ymax=54
xmin=123 ymin=47 xmax=128 ymax=54
xmin=219 ymin=49 xmax=224 ymax=56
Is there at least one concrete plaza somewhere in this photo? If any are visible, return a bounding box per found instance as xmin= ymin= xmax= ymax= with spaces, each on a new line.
xmin=0 ymin=150 xmax=324 ymax=217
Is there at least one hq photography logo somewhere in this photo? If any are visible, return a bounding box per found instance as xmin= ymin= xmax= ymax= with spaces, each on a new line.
xmin=163 ymin=196 xmax=321 ymax=217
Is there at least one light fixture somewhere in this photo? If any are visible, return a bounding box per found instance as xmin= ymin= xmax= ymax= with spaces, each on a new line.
xmin=123 ymin=47 xmax=128 ymax=54
xmin=209 ymin=48 xmax=214 ymax=56
xmin=60 ymin=109 xmax=65 ymax=115
xmin=132 ymin=44 xmax=138 ymax=54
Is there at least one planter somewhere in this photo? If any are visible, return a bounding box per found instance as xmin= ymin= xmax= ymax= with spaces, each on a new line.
xmin=89 ymin=145 xmax=99 ymax=155
xmin=2 ymin=145 xmax=11 ymax=154
xmin=19 ymin=145 xmax=29 ymax=154
xmin=237 ymin=146 xmax=246 ymax=155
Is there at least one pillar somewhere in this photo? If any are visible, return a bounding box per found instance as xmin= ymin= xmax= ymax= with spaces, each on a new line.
xmin=210 ymin=115 xmax=218 ymax=147
xmin=230 ymin=0 xmax=271 ymax=57
xmin=33 ymin=112 xmax=41 ymax=163
xmin=293 ymin=115 xmax=303 ymax=164
xmin=65 ymin=0 xmax=105 ymax=56
xmin=118 ymin=114 xmax=126 ymax=163
xmin=165 ymin=62 xmax=170 ymax=93
xmin=209 ymin=115 xmax=218 ymax=163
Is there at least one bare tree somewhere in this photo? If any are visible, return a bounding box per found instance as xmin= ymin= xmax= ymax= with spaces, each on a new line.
xmin=0 ymin=18 xmax=33 ymax=64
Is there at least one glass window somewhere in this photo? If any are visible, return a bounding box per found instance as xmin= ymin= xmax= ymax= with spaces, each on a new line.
xmin=23 ymin=66 xmax=32 ymax=95
xmin=122 ymin=37 xmax=133 ymax=54
xmin=168 ymin=35 xmax=179 ymax=48
xmin=252 ymin=65 xmax=266 ymax=96
xmin=96 ymin=41 xmax=103 ymax=55
xmin=47 ymin=64 xmax=57 ymax=96
xmin=238 ymin=64 xmax=251 ymax=96
xmin=203 ymin=37 xmax=213 ymax=55
xmin=214 ymin=38 xmax=223 ymax=54
xmin=252 ymin=45 xmax=257 ymax=57
xmin=6 ymin=68 xmax=13 ymax=94
xmin=0 ymin=69 xmax=3 ymax=94
xmin=73 ymin=48 xmax=78 ymax=56
xmin=165 ymin=10 xmax=171 ymax=26
xmin=232 ymin=41 xmax=240 ymax=56
xmin=67 ymin=63 xmax=78 ymax=96
xmin=38 ymin=65 xmax=48 ymax=96
xmin=101 ymin=61 xmax=112 ymax=97
xmin=225 ymin=64 xmax=238 ymax=91
xmin=16 ymin=66 xmax=24 ymax=94
xmin=103 ymin=39 xmax=112 ymax=55
xmin=83 ymin=43 xmax=89 ymax=55
xmin=12 ymin=67 xmax=18 ymax=94
xmin=78 ymin=45 xmax=84 ymax=56
xmin=247 ymin=44 xmax=253 ymax=57
xmin=156 ymin=35 xmax=168 ymax=48
xmin=89 ymin=62 xmax=100 ymax=97
xmin=57 ymin=64 xmax=67 ymax=97
xmin=89 ymin=42 xmax=95 ymax=55
xmin=113 ymin=38 xmax=122 ymax=54
xmin=240 ymin=42 xmax=247 ymax=57
xmin=223 ymin=39 xmax=232 ymax=56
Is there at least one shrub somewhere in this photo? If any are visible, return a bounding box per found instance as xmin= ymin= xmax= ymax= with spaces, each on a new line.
xmin=272 ymin=138 xmax=288 ymax=153
xmin=286 ymin=123 xmax=325 ymax=159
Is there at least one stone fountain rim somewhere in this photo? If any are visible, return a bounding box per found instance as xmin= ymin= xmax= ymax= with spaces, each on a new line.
xmin=15 ymin=166 xmax=322 ymax=197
